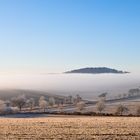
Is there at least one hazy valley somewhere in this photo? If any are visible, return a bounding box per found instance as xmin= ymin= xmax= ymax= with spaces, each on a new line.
xmin=0 ymin=73 xmax=140 ymax=100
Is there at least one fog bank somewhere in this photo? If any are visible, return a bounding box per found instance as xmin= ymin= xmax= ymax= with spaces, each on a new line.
xmin=0 ymin=73 xmax=139 ymax=99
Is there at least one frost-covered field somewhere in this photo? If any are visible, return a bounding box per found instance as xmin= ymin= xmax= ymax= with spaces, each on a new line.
xmin=0 ymin=116 xmax=139 ymax=140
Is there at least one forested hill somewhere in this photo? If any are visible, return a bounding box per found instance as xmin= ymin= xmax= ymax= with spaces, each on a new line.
xmin=65 ymin=67 xmax=129 ymax=74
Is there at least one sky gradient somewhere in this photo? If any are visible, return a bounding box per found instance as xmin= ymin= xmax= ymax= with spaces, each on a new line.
xmin=0 ymin=0 xmax=140 ymax=74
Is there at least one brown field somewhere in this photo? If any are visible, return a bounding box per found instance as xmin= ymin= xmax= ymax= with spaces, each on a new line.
xmin=0 ymin=116 xmax=139 ymax=140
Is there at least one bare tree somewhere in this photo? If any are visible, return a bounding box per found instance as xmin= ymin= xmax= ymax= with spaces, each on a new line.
xmin=49 ymin=97 xmax=55 ymax=107
xmin=39 ymin=96 xmax=48 ymax=112
xmin=39 ymin=100 xmax=48 ymax=112
xmin=27 ymin=98 xmax=35 ymax=111
xmin=96 ymin=99 xmax=106 ymax=113
xmin=39 ymin=96 xmax=45 ymax=101
xmin=11 ymin=95 xmax=26 ymax=111
xmin=115 ymin=104 xmax=129 ymax=115
xmin=76 ymin=101 xmax=86 ymax=111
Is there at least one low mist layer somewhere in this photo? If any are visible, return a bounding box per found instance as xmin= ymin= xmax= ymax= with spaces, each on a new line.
xmin=0 ymin=73 xmax=139 ymax=99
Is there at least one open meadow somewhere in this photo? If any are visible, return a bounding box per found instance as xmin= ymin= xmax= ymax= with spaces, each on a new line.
xmin=0 ymin=116 xmax=139 ymax=140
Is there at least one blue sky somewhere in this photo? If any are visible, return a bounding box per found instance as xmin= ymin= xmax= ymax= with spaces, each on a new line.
xmin=0 ymin=0 xmax=140 ymax=74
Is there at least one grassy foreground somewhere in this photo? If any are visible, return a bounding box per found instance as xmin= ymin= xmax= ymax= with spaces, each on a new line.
xmin=0 ymin=116 xmax=139 ymax=140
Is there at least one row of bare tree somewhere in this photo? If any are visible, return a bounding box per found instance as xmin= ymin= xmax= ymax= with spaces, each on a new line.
xmin=76 ymin=99 xmax=140 ymax=116
xmin=0 ymin=94 xmax=83 ymax=114
xmin=0 ymin=93 xmax=139 ymax=116
xmin=0 ymin=95 xmax=57 ymax=114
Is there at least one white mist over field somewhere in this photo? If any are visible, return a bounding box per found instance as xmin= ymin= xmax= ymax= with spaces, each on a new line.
xmin=0 ymin=73 xmax=140 ymax=99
